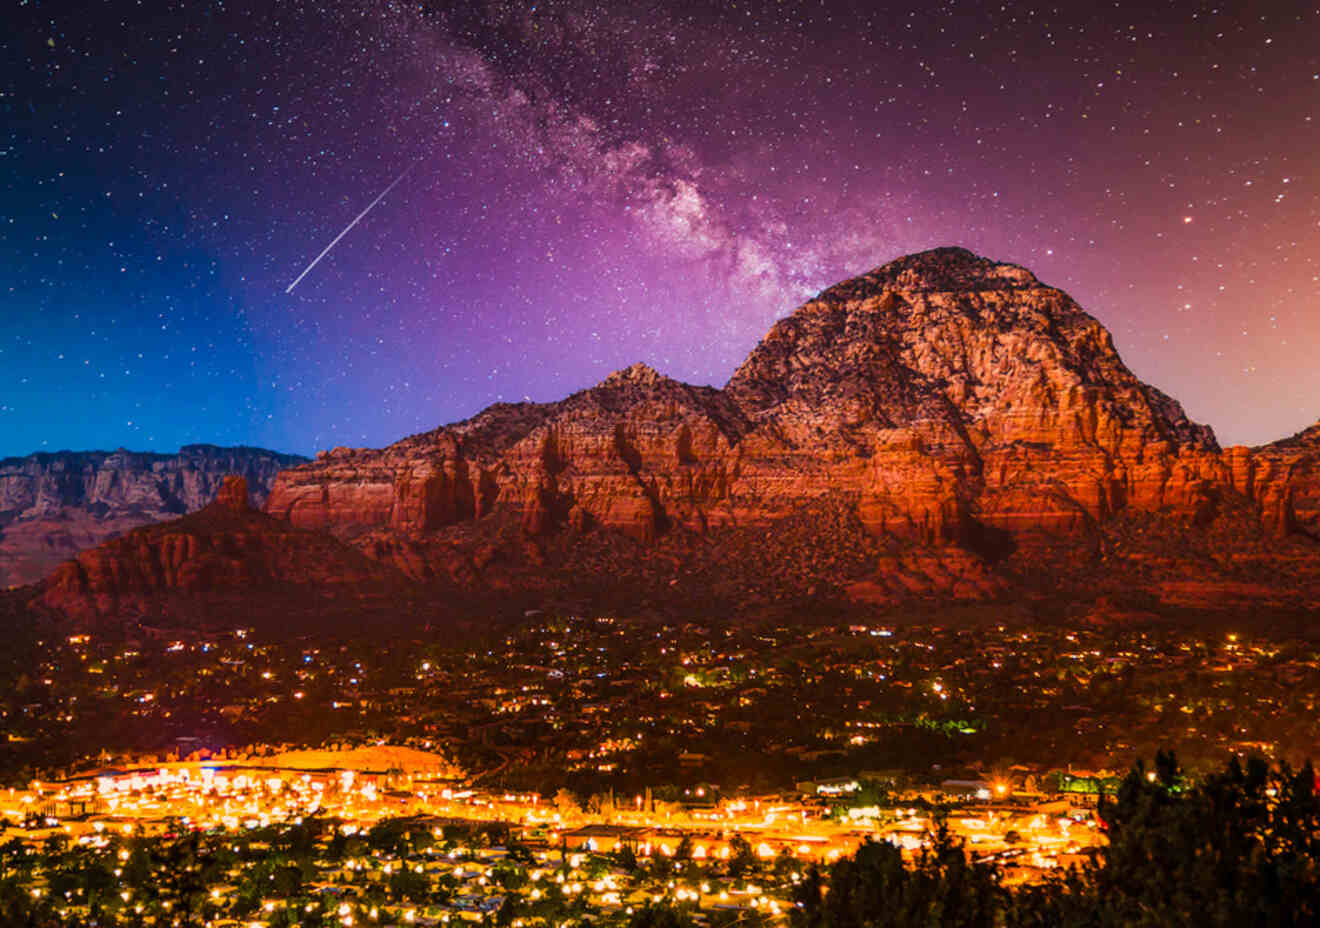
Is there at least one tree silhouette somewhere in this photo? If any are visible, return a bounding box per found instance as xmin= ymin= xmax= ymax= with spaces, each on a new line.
xmin=793 ymin=820 xmax=1000 ymax=928
xmin=795 ymin=753 xmax=1320 ymax=928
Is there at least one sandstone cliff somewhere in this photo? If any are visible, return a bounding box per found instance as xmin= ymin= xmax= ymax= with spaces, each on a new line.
xmin=1232 ymin=422 xmax=1320 ymax=539
xmin=0 ymin=444 xmax=306 ymax=588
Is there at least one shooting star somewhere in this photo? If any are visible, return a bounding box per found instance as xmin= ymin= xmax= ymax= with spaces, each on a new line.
xmin=285 ymin=163 xmax=416 ymax=293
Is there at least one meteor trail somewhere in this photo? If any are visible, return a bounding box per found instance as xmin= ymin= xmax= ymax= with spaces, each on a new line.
xmin=285 ymin=164 xmax=415 ymax=293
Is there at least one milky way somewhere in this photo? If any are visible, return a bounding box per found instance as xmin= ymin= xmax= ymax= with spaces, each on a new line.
xmin=4 ymin=0 xmax=1317 ymax=457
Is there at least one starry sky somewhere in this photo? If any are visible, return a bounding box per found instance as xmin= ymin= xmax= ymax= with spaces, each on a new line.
xmin=4 ymin=0 xmax=1318 ymax=459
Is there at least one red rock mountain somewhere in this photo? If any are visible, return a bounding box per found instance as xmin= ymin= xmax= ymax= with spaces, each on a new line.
xmin=253 ymin=248 xmax=1320 ymax=610
xmin=31 ymin=249 xmax=1320 ymax=623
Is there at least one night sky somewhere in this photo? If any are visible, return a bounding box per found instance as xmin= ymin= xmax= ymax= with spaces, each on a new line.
xmin=4 ymin=0 xmax=1317 ymax=459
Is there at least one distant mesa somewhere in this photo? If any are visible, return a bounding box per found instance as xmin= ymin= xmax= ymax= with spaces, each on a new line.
xmin=26 ymin=248 xmax=1320 ymax=626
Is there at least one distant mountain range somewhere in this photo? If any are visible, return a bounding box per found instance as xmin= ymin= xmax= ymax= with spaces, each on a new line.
xmin=21 ymin=249 xmax=1320 ymax=629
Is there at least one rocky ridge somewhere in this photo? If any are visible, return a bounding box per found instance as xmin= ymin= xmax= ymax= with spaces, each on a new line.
xmin=0 ymin=445 xmax=306 ymax=588
xmin=258 ymin=247 xmax=1320 ymax=609
xmin=32 ymin=248 xmax=1320 ymax=621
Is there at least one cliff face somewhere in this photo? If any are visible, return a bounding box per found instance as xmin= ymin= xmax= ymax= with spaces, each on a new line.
xmin=1231 ymin=423 xmax=1320 ymax=538
xmin=723 ymin=249 xmax=1222 ymax=543
xmin=0 ymin=445 xmax=307 ymax=588
xmin=264 ymin=247 xmax=1305 ymax=605
xmin=266 ymin=365 xmax=753 ymax=543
